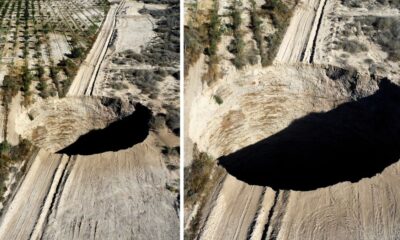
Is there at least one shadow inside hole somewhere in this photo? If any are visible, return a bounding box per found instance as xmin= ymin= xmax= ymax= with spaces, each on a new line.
xmin=58 ymin=103 xmax=152 ymax=156
xmin=219 ymin=79 xmax=400 ymax=191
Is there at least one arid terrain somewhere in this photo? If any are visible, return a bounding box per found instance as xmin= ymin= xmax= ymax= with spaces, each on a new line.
xmin=0 ymin=0 xmax=180 ymax=239
xmin=185 ymin=0 xmax=400 ymax=239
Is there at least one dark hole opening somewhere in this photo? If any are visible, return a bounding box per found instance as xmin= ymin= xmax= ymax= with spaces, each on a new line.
xmin=58 ymin=103 xmax=152 ymax=156
xmin=219 ymin=79 xmax=400 ymax=191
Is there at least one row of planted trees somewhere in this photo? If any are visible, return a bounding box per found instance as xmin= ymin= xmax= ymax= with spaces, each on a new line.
xmin=1 ymin=0 xmax=111 ymax=104
xmin=0 ymin=0 xmax=106 ymax=208
xmin=184 ymin=0 xmax=294 ymax=82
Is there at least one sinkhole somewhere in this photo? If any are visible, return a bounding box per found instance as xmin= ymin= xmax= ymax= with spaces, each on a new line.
xmin=58 ymin=103 xmax=152 ymax=156
xmin=219 ymin=79 xmax=400 ymax=191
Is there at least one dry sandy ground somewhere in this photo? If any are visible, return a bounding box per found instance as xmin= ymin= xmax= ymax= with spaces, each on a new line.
xmin=184 ymin=54 xmax=205 ymax=166
xmin=0 ymin=133 xmax=179 ymax=240
xmin=7 ymin=92 xmax=24 ymax=145
xmin=93 ymin=1 xmax=179 ymax=118
xmin=48 ymin=33 xmax=71 ymax=64
xmin=0 ymin=64 xmax=8 ymax=143
xmin=114 ymin=1 xmax=158 ymax=53
xmin=93 ymin=1 xmax=160 ymax=103
xmin=199 ymin=176 xmax=264 ymax=240
xmin=0 ymin=150 xmax=66 ymax=239
xmin=0 ymin=1 xmax=179 ymax=239
xmin=186 ymin=0 xmax=400 ymax=239
xmin=313 ymin=0 xmax=400 ymax=81
xmin=40 ymin=133 xmax=178 ymax=240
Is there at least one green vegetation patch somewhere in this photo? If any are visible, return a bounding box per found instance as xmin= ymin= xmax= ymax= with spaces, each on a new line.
xmin=0 ymin=139 xmax=33 ymax=202
xmin=228 ymin=0 xmax=247 ymax=69
xmin=213 ymin=94 xmax=223 ymax=105
xmin=248 ymin=0 xmax=294 ymax=66
xmin=184 ymin=145 xmax=214 ymax=205
xmin=184 ymin=144 xmax=225 ymax=239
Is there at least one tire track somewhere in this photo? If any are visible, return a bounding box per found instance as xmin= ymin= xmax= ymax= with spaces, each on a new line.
xmin=86 ymin=1 xmax=125 ymax=96
xmin=38 ymin=155 xmax=77 ymax=240
xmin=261 ymin=190 xmax=279 ymax=240
xmin=261 ymin=190 xmax=290 ymax=240
xmin=275 ymin=0 xmax=321 ymax=63
xmin=0 ymin=151 xmax=63 ymax=239
xmin=308 ymin=0 xmax=328 ymax=63
xmin=246 ymin=188 xmax=266 ymax=239
xmin=233 ymin=186 xmax=256 ymax=240
xmin=29 ymin=155 xmax=70 ymax=240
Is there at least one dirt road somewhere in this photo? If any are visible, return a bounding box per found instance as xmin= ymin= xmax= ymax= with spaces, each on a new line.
xmin=67 ymin=1 xmax=124 ymax=96
xmin=0 ymin=150 xmax=67 ymax=239
xmin=275 ymin=0 xmax=325 ymax=63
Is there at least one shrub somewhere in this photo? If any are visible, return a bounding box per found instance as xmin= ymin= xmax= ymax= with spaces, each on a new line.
xmin=110 ymin=82 xmax=127 ymax=90
xmin=138 ymin=5 xmax=180 ymax=67
xmin=184 ymin=145 xmax=214 ymax=204
xmin=229 ymin=1 xmax=247 ymax=69
xmin=21 ymin=66 xmax=32 ymax=93
xmin=10 ymin=139 xmax=32 ymax=161
xmin=213 ymin=95 xmax=223 ymax=105
xmin=68 ymin=47 xmax=83 ymax=58
xmin=341 ymin=39 xmax=368 ymax=53
xmin=184 ymin=25 xmax=205 ymax=74
xmin=161 ymin=146 xmax=179 ymax=156
xmin=163 ymin=104 xmax=180 ymax=135
xmin=124 ymin=68 xmax=164 ymax=94
xmin=37 ymin=66 xmax=45 ymax=78
xmin=357 ymin=16 xmax=399 ymax=61
xmin=58 ymin=58 xmax=77 ymax=78
xmin=207 ymin=2 xmax=222 ymax=57
xmin=341 ymin=0 xmax=363 ymax=8
xmin=150 ymin=113 xmax=166 ymax=130
xmin=250 ymin=0 xmax=292 ymax=66
xmin=0 ymin=141 xmax=11 ymax=155
xmin=2 ymin=75 xmax=20 ymax=99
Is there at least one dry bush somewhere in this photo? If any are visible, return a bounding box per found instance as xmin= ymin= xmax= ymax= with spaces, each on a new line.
xmin=163 ymin=103 xmax=179 ymax=135
xmin=337 ymin=39 xmax=368 ymax=53
xmin=139 ymin=5 xmax=180 ymax=67
xmin=357 ymin=16 xmax=400 ymax=61
xmin=184 ymin=145 xmax=214 ymax=205
xmin=249 ymin=0 xmax=293 ymax=66
xmin=184 ymin=25 xmax=206 ymax=74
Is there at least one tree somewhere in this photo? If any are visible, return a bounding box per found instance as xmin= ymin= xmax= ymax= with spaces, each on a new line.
xmin=69 ymin=47 xmax=83 ymax=58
